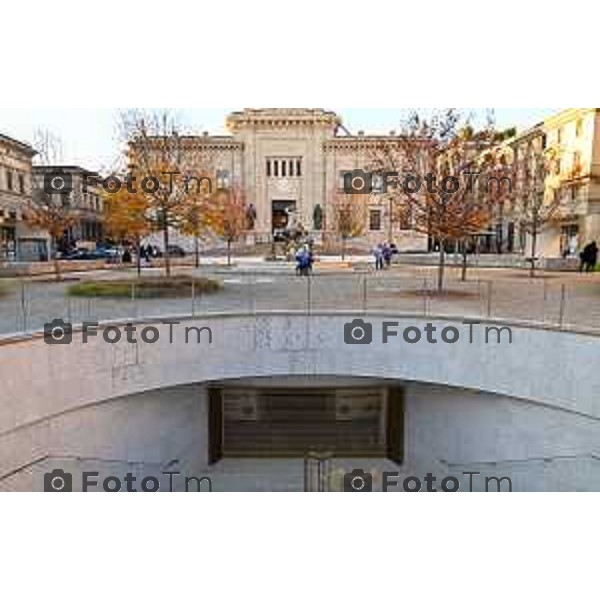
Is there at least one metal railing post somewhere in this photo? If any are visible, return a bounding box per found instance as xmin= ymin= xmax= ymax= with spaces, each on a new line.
xmin=191 ymin=280 xmax=196 ymax=317
xmin=20 ymin=281 xmax=27 ymax=332
xmin=131 ymin=282 xmax=137 ymax=319
xmin=559 ymin=283 xmax=566 ymax=328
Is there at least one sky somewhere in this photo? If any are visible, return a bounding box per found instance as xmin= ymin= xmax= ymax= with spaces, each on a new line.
xmin=0 ymin=108 xmax=560 ymax=172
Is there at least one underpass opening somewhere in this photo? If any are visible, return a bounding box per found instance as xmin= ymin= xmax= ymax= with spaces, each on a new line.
xmin=208 ymin=385 xmax=404 ymax=463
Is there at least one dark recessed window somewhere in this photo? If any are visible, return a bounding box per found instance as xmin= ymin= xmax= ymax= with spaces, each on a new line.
xmin=7 ymin=171 xmax=13 ymax=191
xmin=369 ymin=210 xmax=382 ymax=231
xmin=297 ymin=159 xmax=302 ymax=177
xmin=274 ymin=161 xmax=279 ymax=177
xmin=267 ymin=160 xmax=271 ymax=177
xmin=282 ymin=160 xmax=287 ymax=177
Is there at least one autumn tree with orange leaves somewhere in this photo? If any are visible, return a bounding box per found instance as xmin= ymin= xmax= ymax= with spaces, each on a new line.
xmin=330 ymin=192 xmax=368 ymax=261
xmin=103 ymin=185 xmax=152 ymax=276
xmin=177 ymin=170 xmax=214 ymax=268
xmin=122 ymin=109 xmax=215 ymax=276
xmin=370 ymin=110 xmax=513 ymax=290
xmin=209 ymin=187 xmax=247 ymax=266
xmin=26 ymin=190 xmax=79 ymax=281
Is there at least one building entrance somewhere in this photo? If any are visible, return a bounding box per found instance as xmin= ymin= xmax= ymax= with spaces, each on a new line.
xmin=208 ymin=386 xmax=404 ymax=464
xmin=272 ymin=200 xmax=296 ymax=240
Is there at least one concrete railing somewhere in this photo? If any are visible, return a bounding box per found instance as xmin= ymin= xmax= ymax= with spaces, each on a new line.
xmin=1 ymin=311 xmax=600 ymax=489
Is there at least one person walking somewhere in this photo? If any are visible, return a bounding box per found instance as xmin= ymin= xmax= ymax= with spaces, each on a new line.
xmin=383 ymin=242 xmax=392 ymax=269
xmin=373 ymin=244 xmax=384 ymax=271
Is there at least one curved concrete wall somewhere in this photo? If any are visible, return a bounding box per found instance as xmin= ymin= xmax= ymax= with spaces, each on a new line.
xmin=1 ymin=313 xmax=600 ymax=490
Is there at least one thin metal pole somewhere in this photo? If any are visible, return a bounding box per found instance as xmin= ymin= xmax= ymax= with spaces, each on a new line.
xmin=20 ymin=281 xmax=27 ymax=332
xmin=559 ymin=283 xmax=566 ymax=328
xmin=542 ymin=278 xmax=548 ymax=322
xmin=191 ymin=280 xmax=196 ymax=317
xmin=131 ymin=282 xmax=136 ymax=319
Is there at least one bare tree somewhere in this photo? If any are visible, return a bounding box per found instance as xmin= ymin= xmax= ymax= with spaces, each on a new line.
xmin=25 ymin=192 xmax=78 ymax=281
xmin=510 ymin=138 xmax=568 ymax=277
xmin=32 ymin=128 xmax=64 ymax=165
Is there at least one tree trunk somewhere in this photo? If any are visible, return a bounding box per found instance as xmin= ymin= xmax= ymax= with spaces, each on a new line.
xmin=162 ymin=220 xmax=171 ymax=278
xmin=437 ymin=242 xmax=446 ymax=292
xmin=530 ymin=229 xmax=538 ymax=279
xmin=194 ymin=235 xmax=200 ymax=268
xmin=227 ymin=239 xmax=232 ymax=266
xmin=461 ymin=244 xmax=468 ymax=282
xmin=341 ymin=236 xmax=346 ymax=261
xmin=135 ymin=237 xmax=142 ymax=278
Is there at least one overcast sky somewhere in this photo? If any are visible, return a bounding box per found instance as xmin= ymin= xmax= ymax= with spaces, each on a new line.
xmin=0 ymin=108 xmax=560 ymax=172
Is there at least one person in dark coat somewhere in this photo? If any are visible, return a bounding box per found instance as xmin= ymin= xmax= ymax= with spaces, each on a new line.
xmin=580 ymin=241 xmax=598 ymax=272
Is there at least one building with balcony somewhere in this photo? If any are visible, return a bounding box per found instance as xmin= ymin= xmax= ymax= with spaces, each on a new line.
xmin=491 ymin=109 xmax=600 ymax=261
xmin=0 ymin=133 xmax=37 ymax=261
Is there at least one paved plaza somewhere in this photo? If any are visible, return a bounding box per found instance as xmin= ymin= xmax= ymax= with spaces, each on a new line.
xmin=1 ymin=262 xmax=599 ymax=336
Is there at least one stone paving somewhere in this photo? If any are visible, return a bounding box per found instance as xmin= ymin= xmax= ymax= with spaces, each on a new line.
xmin=1 ymin=263 xmax=599 ymax=336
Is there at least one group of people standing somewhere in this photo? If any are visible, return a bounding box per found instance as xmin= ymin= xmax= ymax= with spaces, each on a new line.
xmin=121 ymin=244 xmax=159 ymax=265
xmin=373 ymin=242 xmax=395 ymax=271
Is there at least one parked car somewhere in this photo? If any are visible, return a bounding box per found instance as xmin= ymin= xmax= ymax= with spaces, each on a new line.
xmin=62 ymin=249 xmax=97 ymax=261
xmin=167 ymin=245 xmax=186 ymax=258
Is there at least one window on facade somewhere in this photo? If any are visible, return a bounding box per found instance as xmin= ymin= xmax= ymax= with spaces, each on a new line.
xmin=7 ymin=170 xmax=13 ymax=191
xmin=217 ymin=170 xmax=231 ymax=189
xmin=372 ymin=174 xmax=383 ymax=192
xmin=369 ymin=210 xmax=382 ymax=231
xmin=268 ymin=158 xmax=302 ymax=178
xmin=399 ymin=210 xmax=412 ymax=231
xmin=18 ymin=174 xmax=25 ymax=194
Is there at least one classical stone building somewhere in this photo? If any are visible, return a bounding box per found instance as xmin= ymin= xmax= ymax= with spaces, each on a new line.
xmin=141 ymin=109 xmax=428 ymax=252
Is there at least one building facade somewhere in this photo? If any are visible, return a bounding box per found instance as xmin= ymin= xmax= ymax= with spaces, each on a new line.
xmin=139 ymin=109 xmax=428 ymax=252
xmin=540 ymin=108 xmax=600 ymax=257
xmin=0 ymin=133 xmax=37 ymax=261
xmin=32 ymin=165 xmax=105 ymax=254
xmin=491 ymin=108 xmax=600 ymax=260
